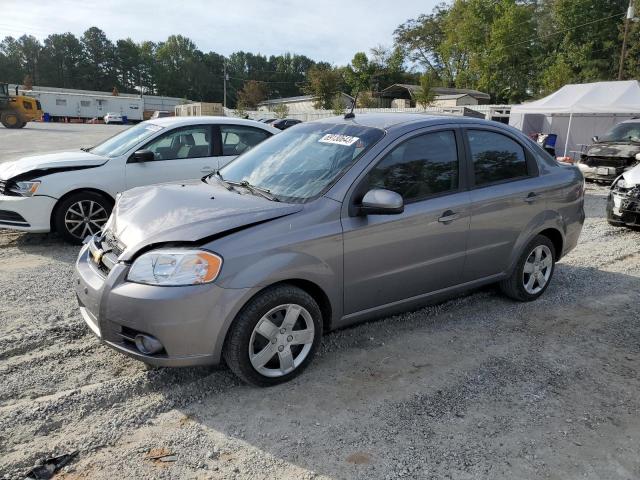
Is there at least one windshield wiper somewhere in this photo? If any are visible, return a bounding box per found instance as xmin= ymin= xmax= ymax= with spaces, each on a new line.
xmin=229 ymin=180 xmax=280 ymax=202
xmin=80 ymin=146 xmax=93 ymax=152
xmin=206 ymin=170 xmax=235 ymax=191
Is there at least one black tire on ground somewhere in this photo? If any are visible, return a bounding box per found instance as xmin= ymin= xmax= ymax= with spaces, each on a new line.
xmin=223 ymin=284 xmax=322 ymax=387
xmin=499 ymin=234 xmax=556 ymax=302
xmin=1 ymin=112 xmax=22 ymax=129
xmin=17 ymin=121 xmax=27 ymax=128
xmin=53 ymin=191 xmax=113 ymax=245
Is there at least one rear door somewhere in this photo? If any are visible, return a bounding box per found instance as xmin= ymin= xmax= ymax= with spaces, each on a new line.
xmin=217 ymin=124 xmax=273 ymax=169
xmin=462 ymin=127 xmax=544 ymax=281
xmin=341 ymin=127 xmax=471 ymax=315
xmin=125 ymin=124 xmax=216 ymax=188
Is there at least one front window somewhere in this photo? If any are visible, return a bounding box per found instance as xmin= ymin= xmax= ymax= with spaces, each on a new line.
xmin=600 ymin=123 xmax=640 ymax=143
xmin=90 ymin=123 xmax=164 ymax=158
xmin=217 ymin=122 xmax=385 ymax=202
xmin=143 ymin=126 xmax=212 ymax=160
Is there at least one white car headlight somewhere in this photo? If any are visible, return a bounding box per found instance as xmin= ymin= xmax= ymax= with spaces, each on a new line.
xmin=616 ymin=177 xmax=627 ymax=189
xmin=127 ymin=249 xmax=223 ymax=286
xmin=8 ymin=180 xmax=41 ymax=197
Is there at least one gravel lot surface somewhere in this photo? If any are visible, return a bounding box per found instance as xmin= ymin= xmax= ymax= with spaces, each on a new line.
xmin=1 ymin=125 xmax=639 ymax=479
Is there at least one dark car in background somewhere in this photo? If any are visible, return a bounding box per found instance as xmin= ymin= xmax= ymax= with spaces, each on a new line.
xmin=576 ymin=119 xmax=640 ymax=183
xmin=272 ymin=118 xmax=302 ymax=130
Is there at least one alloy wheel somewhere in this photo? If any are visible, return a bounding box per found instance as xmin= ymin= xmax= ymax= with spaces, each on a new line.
xmin=522 ymin=244 xmax=553 ymax=295
xmin=64 ymin=200 xmax=109 ymax=240
xmin=249 ymin=303 xmax=315 ymax=378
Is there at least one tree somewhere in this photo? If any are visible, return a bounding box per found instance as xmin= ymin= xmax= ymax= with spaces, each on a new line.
xmin=539 ymin=54 xmax=574 ymax=95
xmin=237 ymin=80 xmax=267 ymax=109
xmin=23 ymin=74 xmax=33 ymax=90
xmin=81 ymin=27 xmax=116 ymax=90
xmin=332 ymin=95 xmax=346 ymax=115
xmin=273 ymin=103 xmax=288 ymax=118
xmin=344 ymin=52 xmax=374 ymax=96
xmin=303 ymin=65 xmax=343 ymax=109
xmin=415 ymin=73 xmax=435 ymax=109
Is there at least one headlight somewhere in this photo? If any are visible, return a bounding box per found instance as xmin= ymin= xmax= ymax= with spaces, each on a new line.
xmin=8 ymin=180 xmax=41 ymax=196
xmin=616 ymin=178 xmax=627 ymax=189
xmin=127 ymin=249 xmax=222 ymax=286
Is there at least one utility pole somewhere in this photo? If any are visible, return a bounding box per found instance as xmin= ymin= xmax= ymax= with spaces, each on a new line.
xmin=223 ymin=61 xmax=227 ymax=109
xmin=618 ymin=0 xmax=635 ymax=80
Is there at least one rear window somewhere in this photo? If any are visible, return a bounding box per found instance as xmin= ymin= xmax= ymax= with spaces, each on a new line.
xmin=467 ymin=130 xmax=528 ymax=186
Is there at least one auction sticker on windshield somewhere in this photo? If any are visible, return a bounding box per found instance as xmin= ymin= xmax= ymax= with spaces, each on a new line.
xmin=319 ymin=134 xmax=360 ymax=146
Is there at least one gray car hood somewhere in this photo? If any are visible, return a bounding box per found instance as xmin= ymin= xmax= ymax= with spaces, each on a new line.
xmin=586 ymin=142 xmax=640 ymax=158
xmin=109 ymin=180 xmax=303 ymax=260
xmin=0 ymin=150 xmax=108 ymax=181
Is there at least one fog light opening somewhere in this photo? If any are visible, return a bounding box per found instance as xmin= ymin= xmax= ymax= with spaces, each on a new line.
xmin=134 ymin=334 xmax=164 ymax=355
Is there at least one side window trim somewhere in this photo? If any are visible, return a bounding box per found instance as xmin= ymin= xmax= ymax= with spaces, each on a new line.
xmin=462 ymin=127 xmax=537 ymax=190
xmin=347 ymin=125 xmax=464 ymax=216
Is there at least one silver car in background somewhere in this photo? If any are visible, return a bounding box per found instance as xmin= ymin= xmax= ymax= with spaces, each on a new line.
xmin=75 ymin=114 xmax=585 ymax=386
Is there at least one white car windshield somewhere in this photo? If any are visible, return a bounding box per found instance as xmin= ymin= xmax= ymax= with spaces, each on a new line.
xmin=217 ymin=122 xmax=384 ymax=202
xmin=90 ymin=123 xmax=164 ymax=158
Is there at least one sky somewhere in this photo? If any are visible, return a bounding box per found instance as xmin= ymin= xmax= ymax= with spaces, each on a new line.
xmin=0 ymin=0 xmax=438 ymax=65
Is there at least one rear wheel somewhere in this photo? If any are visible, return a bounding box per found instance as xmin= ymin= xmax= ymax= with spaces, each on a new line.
xmin=499 ymin=235 xmax=556 ymax=301
xmin=1 ymin=112 xmax=21 ymax=129
xmin=223 ymin=285 xmax=322 ymax=387
xmin=53 ymin=191 xmax=113 ymax=244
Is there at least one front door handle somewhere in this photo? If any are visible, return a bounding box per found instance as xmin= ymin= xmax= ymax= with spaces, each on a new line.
xmin=438 ymin=210 xmax=459 ymax=223
xmin=524 ymin=192 xmax=538 ymax=203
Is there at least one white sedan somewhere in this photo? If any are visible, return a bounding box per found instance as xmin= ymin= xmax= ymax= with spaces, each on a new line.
xmin=103 ymin=113 xmax=124 ymax=124
xmin=0 ymin=116 xmax=279 ymax=243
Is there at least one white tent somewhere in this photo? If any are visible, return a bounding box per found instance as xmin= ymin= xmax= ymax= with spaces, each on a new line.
xmin=509 ymin=81 xmax=640 ymax=157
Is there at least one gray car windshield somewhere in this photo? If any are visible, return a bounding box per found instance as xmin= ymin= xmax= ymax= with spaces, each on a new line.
xmin=218 ymin=122 xmax=384 ymax=202
xmin=600 ymin=123 xmax=640 ymax=143
xmin=90 ymin=123 xmax=164 ymax=157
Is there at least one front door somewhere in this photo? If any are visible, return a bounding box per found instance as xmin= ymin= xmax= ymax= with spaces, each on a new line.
xmin=342 ymin=128 xmax=471 ymax=315
xmin=125 ymin=125 xmax=216 ymax=189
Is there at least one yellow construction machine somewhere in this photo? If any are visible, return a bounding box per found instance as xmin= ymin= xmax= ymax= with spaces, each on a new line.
xmin=0 ymin=83 xmax=42 ymax=128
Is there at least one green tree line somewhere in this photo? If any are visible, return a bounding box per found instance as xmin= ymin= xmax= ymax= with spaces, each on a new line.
xmin=0 ymin=0 xmax=636 ymax=107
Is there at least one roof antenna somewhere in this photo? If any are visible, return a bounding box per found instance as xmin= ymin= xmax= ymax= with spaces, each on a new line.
xmin=344 ymin=90 xmax=359 ymax=119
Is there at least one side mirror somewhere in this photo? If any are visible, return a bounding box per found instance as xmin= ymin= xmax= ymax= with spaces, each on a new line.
xmin=635 ymin=152 xmax=640 ymax=162
xmin=131 ymin=149 xmax=155 ymax=163
xmin=359 ymin=188 xmax=404 ymax=215
xmin=592 ymin=136 xmax=599 ymax=143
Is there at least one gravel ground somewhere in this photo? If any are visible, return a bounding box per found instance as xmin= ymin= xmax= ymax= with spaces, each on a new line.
xmin=1 ymin=126 xmax=640 ymax=479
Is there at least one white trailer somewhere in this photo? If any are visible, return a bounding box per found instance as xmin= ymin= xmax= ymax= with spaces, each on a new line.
xmin=22 ymin=90 xmax=144 ymax=121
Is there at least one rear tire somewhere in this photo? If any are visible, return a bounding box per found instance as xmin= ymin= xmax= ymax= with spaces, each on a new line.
xmin=1 ymin=112 xmax=21 ymax=129
xmin=499 ymin=235 xmax=556 ymax=302
xmin=223 ymin=285 xmax=322 ymax=387
xmin=53 ymin=191 xmax=113 ymax=244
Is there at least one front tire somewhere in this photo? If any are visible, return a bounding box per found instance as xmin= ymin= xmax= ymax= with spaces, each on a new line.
xmin=499 ymin=235 xmax=556 ymax=302
xmin=223 ymin=285 xmax=322 ymax=387
xmin=53 ymin=191 xmax=113 ymax=244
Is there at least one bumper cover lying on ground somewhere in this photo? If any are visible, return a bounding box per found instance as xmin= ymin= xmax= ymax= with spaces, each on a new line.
xmin=75 ymin=236 xmax=251 ymax=367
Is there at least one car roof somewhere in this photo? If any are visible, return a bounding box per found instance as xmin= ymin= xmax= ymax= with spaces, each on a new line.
xmin=309 ymin=113 xmax=507 ymax=132
xmin=145 ymin=115 xmax=280 ymax=133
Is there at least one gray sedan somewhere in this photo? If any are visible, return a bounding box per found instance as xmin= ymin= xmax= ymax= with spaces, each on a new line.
xmin=75 ymin=114 xmax=585 ymax=386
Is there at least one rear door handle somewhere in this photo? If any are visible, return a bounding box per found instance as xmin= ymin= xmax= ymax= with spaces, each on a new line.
xmin=438 ymin=210 xmax=459 ymax=223
xmin=201 ymin=166 xmax=214 ymax=173
xmin=524 ymin=192 xmax=538 ymax=203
